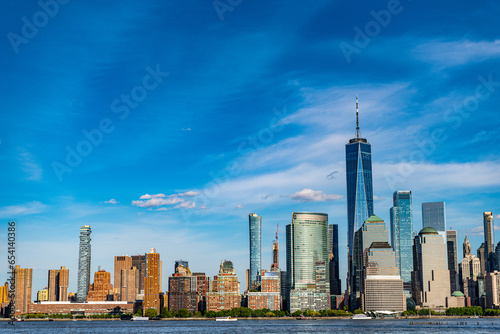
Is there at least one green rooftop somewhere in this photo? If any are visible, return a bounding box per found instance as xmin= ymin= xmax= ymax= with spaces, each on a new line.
xmin=419 ymin=227 xmax=439 ymax=235
xmin=451 ymin=291 xmax=465 ymax=297
xmin=365 ymin=215 xmax=384 ymax=223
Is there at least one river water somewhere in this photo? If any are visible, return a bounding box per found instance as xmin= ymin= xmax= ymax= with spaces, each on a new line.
xmin=3 ymin=318 xmax=500 ymax=333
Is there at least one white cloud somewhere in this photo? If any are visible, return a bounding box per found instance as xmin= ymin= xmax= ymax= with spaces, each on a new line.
xmin=290 ymin=189 xmax=343 ymax=202
xmin=18 ymin=150 xmax=42 ymax=181
xmin=182 ymin=128 xmax=192 ymax=131
xmin=373 ymin=195 xmax=384 ymax=201
xmin=104 ymin=199 xmax=118 ymax=204
xmin=132 ymin=197 xmax=183 ymax=208
xmin=0 ymin=201 xmax=46 ymax=218
xmin=175 ymin=201 xmax=195 ymax=209
xmin=496 ymin=214 xmax=500 ymax=220
xmin=178 ymin=191 xmax=199 ymax=197
xmin=236 ymin=204 xmax=244 ymax=209
xmin=139 ymin=193 xmax=166 ymax=199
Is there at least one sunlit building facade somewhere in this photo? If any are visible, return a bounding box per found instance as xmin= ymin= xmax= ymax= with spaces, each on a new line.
xmin=249 ymin=213 xmax=262 ymax=290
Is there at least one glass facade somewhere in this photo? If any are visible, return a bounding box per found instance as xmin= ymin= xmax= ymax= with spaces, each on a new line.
xmin=446 ymin=230 xmax=459 ymax=293
xmin=286 ymin=212 xmax=330 ymax=311
xmin=249 ymin=213 xmax=262 ymax=289
xmin=76 ymin=225 xmax=91 ymax=302
xmin=390 ymin=191 xmax=413 ymax=293
xmin=328 ymin=224 xmax=341 ymax=295
xmin=422 ymin=202 xmax=446 ymax=231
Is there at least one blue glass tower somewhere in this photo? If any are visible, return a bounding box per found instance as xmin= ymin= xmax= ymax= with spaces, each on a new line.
xmin=390 ymin=190 xmax=413 ymax=294
xmin=76 ymin=225 xmax=92 ymax=302
xmin=346 ymin=96 xmax=373 ymax=301
xmin=249 ymin=213 xmax=262 ymax=289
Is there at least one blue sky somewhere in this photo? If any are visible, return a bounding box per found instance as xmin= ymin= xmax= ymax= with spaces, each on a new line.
xmin=0 ymin=0 xmax=499 ymax=297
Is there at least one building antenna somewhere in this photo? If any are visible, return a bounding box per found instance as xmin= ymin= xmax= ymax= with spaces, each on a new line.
xmin=276 ymin=223 xmax=279 ymax=241
xmin=356 ymin=94 xmax=360 ymax=139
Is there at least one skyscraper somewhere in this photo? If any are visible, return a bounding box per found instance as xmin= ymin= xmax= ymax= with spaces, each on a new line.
xmin=13 ymin=266 xmax=32 ymax=316
xmin=131 ymin=255 xmax=146 ymax=294
xmin=207 ymin=260 xmax=241 ymax=311
xmin=390 ymin=190 xmax=414 ymax=294
xmin=411 ymin=227 xmax=450 ymax=309
xmin=484 ymin=212 xmax=495 ymax=273
xmin=345 ymin=96 xmax=374 ymax=302
xmin=286 ymin=212 xmax=330 ymax=312
xmin=328 ymin=224 xmax=341 ymax=295
xmin=114 ymin=256 xmax=132 ymax=299
xmin=249 ymin=213 xmax=262 ymax=290
xmin=76 ymin=225 xmax=91 ymax=302
xmin=144 ymin=248 xmax=161 ymax=314
xmin=422 ymin=202 xmax=446 ymax=231
xmin=87 ymin=269 xmax=113 ymax=301
xmin=271 ymin=224 xmax=279 ymax=272
xmin=446 ymin=230 xmax=459 ymax=293
xmin=48 ymin=266 xmax=69 ymax=301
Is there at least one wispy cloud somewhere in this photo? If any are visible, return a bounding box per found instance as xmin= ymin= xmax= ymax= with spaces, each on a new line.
xmin=290 ymin=189 xmax=343 ymax=202
xmin=139 ymin=193 xmax=166 ymax=199
xmin=178 ymin=191 xmax=199 ymax=197
xmin=0 ymin=201 xmax=46 ymax=218
xmin=104 ymin=199 xmax=118 ymax=204
xmin=132 ymin=197 xmax=182 ymax=208
xmin=175 ymin=201 xmax=195 ymax=209
xmin=17 ymin=150 xmax=43 ymax=181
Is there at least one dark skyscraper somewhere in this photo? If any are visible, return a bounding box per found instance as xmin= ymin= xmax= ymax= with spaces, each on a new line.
xmin=446 ymin=230 xmax=459 ymax=293
xmin=422 ymin=202 xmax=446 ymax=231
xmin=483 ymin=212 xmax=495 ymax=273
xmin=345 ymin=96 xmax=373 ymax=303
xmin=76 ymin=225 xmax=91 ymax=302
xmin=328 ymin=224 xmax=341 ymax=295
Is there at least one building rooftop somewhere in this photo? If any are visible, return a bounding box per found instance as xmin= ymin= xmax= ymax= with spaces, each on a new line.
xmin=451 ymin=291 xmax=465 ymax=297
xmin=369 ymin=242 xmax=391 ymax=249
xmin=365 ymin=215 xmax=384 ymax=223
xmin=419 ymin=227 xmax=439 ymax=235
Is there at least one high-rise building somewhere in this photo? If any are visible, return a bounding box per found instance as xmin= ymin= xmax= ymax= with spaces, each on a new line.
xmin=14 ymin=265 xmax=32 ymax=316
xmin=362 ymin=242 xmax=406 ymax=312
xmin=37 ymin=287 xmax=49 ymax=302
xmin=0 ymin=282 xmax=9 ymax=304
xmin=461 ymin=235 xmax=481 ymax=304
xmin=249 ymin=213 xmax=262 ymax=290
xmin=192 ymin=272 xmax=209 ymax=312
xmin=446 ymin=230 xmax=459 ymax=294
xmin=422 ymin=202 xmax=446 ymax=231
xmin=477 ymin=243 xmax=486 ymax=276
xmin=144 ymin=248 xmax=161 ymax=314
xmin=131 ymin=255 xmax=146 ymax=294
xmin=411 ymin=227 xmax=450 ymax=309
xmin=207 ymin=260 xmax=241 ymax=311
xmin=390 ymin=191 xmax=414 ymax=294
xmin=286 ymin=212 xmax=330 ymax=312
xmin=345 ymin=97 xmax=374 ymax=304
xmin=495 ymin=242 xmax=500 ymax=271
xmin=485 ymin=271 xmax=500 ymax=309
xmin=76 ymin=225 xmax=92 ymax=302
xmin=120 ymin=267 xmax=138 ymax=302
xmin=484 ymin=212 xmax=495 ymax=273
xmin=328 ymin=224 xmax=341 ymax=295
xmin=174 ymin=260 xmax=189 ymax=273
xmin=168 ymin=264 xmax=198 ymax=313
xmin=271 ymin=226 xmax=279 ymax=272
xmin=247 ymin=270 xmax=281 ymax=310
xmin=352 ymin=215 xmax=389 ymax=309
xmin=114 ymin=256 xmax=132 ymax=299
xmin=48 ymin=266 xmax=69 ymax=301
xmin=87 ymin=269 xmax=114 ymax=301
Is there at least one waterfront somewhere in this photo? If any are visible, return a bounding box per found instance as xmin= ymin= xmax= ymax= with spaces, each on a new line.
xmin=3 ymin=318 xmax=500 ymax=333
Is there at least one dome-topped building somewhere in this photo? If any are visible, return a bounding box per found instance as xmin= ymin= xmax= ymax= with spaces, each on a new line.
xmin=419 ymin=227 xmax=439 ymax=235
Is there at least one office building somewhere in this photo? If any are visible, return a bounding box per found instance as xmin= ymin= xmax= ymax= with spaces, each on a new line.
xmin=422 ymin=202 xmax=446 ymax=231
xmin=48 ymin=266 xmax=69 ymax=301
xmin=247 ymin=270 xmax=281 ymax=310
xmin=271 ymin=229 xmax=279 ymax=272
xmin=76 ymin=225 xmax=92 ymax=302
xmin=446 ymin=230 xmax=459 ymax=294
xmin=286 ymin=212 xmax=330 ymax=312
xmin=411 ymin=227 xmax=450 ymax=309
xmin=144 ymin=248 xmax=161 ymax=314
xmin=37 ymin=287 xmax=49 ymax=302
xmin=207 ymin=260 xmax=241 ymax=311
xmin=390 ymin=191 xmax=414 ymax=294
xmin=478 ymin=243 xmax=487 ymax=276
xmin=484 ymin=212 xmax=495 ymax=273
xmin=0 ymin=283 xmax=9 ymax=304
xmin=120 ymin=266 xmax=138 ymax=302
xmin=168 ymin=264 xmax=198 ymax=313
xmin=249 ymin=213 xmax=262 ymax=290
xmin=114 ymin=255 xmax=132 ymax=300
xmin=346 ymin=97 xmax=374 ymax=305
xmin=495 ymin=242 xmax=500 ymax=271
xmin=362 ymin=242 xmax=406 ymax=312
xmin=461 ymin=235 xmax=481 ymax=304
xmin=14 ymin=266 xmax=32 ymax=316
xmin=174 ymin=260 xmax=189 ymax=273
xmin=87 ymin=269 xmax=114 ymax=301
xmin=131 ymin=255 xmax=146 ymax=293
xmin=192 ymin=272 xmax=209 ymax=312
xmin=353 ymin=215 xmax=389 ymax=308
xmin=485 ymin=271 xmax=500 ymax=309
xmin=328 ymin=224 xmax=341 ymax=295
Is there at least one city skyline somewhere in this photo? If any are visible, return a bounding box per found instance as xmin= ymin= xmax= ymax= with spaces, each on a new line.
xmin=0 ymin=1 xmax=499 ymax=298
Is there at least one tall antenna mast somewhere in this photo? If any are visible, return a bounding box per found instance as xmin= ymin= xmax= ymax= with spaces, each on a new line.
xmin=356 ymin=94 xmax=360 ymax=139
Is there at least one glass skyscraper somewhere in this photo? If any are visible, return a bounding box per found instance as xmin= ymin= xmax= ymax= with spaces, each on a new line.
xmin=346 ymin=97 xmax=373 ymax=303
xmin=328 ymin=224 xmax=341 ymax=295
xmin=483 ymin=212 xmax=495 ymax=273
xmin=76 ymin=225 xmax=91 ymax=302
xmin=286 ymin=212 xmax=330 ymax=311
xmin=249 ymin=213 xmax=262 ymax=289
xmin=390 ymin=190 xmax=413 ymax=293
xmin=422 ymin=202 xmax=446 ymax=231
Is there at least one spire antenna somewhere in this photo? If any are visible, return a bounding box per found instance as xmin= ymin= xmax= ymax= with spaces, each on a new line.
xmin=356 ymin=94 xmax=360 ymax=139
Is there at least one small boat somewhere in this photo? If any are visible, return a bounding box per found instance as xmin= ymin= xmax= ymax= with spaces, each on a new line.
xmin=215 ymin=316 xmax=237 ymax=321
xmin=351 ymin=314 xmax=372 ymax=320
xmin=296 ymin=315 xmax=316 ymax=320
xmin=131 ymin=316 xmax=149 ymax=321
